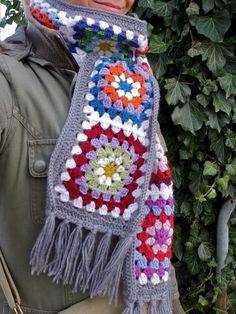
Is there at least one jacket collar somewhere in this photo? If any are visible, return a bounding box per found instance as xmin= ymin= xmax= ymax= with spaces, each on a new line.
xmin=3 ymin=2 xmax=78 ymax=71
xmin=3 ymin=2 xmax=142 ymax=71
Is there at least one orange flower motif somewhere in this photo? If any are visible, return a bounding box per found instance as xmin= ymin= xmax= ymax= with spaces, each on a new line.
xmin=103 ymin=63 xmax=147 ymax=110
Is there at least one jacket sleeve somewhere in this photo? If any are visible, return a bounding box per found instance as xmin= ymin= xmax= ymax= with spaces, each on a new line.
xmin=157 ymin=121 xmax=168 ymax=153
xmin=0 ymin=71 xmax=14 ymax=154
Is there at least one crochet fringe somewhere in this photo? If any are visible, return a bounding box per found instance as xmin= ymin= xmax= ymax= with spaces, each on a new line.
xmin=30 ymin=214 xmax=132 ymax=303
xmin=122 ymin=284 xmax=173 ymax=314
xmin=122 ymin=299 xmax=172 ymax=314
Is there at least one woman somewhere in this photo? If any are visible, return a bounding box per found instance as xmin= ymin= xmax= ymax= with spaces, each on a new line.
xmin=0 ymin=0 xmax=184 ymax=313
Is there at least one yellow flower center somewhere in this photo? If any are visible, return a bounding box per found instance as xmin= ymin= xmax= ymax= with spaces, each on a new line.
xmin=99 ymin=42 xmax=113 ymax=52
xmin=104 ymin=162 xmax=118 ymax=177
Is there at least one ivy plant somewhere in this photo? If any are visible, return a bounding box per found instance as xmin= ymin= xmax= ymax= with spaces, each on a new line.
xmin=136 ymin=0 xmax=236 ymax=312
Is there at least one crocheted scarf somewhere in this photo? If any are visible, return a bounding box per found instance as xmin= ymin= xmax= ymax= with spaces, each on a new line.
xmin=29 ymin=0 xmax=174 ymax=312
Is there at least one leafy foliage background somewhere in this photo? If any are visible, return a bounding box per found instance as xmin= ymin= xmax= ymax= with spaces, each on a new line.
xmin=0 ymin=0 xmax=236 ymax=312
xmin=134 ymin=0 xmax=236 ymax=312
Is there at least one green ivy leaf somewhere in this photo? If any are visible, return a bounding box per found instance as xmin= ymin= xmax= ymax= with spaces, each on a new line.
xmin=196 ymin=94 xmax=210 ymax=108
xmin=180 ymin=201 xmax=192 ymax=217
xmin=165 ymin=78 xmax=191 ymax=105
xmin=173 ymin=238 xmax=184 ymax=261
xmin=205 ymin=109 xmax=229 ymax=132
xmin=138 ymin=0 xmax=155 ymax=9
xmin=193 ymin=201 xmax=203 ymax=216
xmin=201 ymin=0 xmax=215 ymax=13
xmin=233 ymin=107 xmax=236 ymax=124
xmin=171 ymin=165 xmax=183 ymax=188
xmin=187 ymin=41 xmax=204 ymax=58
xmin=216 ymin=273 xmax=229 ymax=294
xmin=228 ymin=183 xmax=236 ymax=198
xmin=202 ymin=79 xmax=218 ymax=96
xmin=183 ymin=132 xmax=203 ymax=152
xmin=148 ymin=53 xmax=168 ymax=77
xmin=184 ymin=250 xmax=201 ymax=275
xmin=196 ymin=151 xmax=205 ymax=161
xmin=207 ymin=188 xmax=217 ymax=199
xmin=200 ymin=42 xmax=226 ymax=73
xmin=153 ymin=0 xmax=178 ymax=16
xmin=183 ymin=63 xmax=201 ymax=77
xmin=173 ymin=225 xmax=185 ymax=260
xmin=204 ymin=212 xmax=216 ymax=226
xmin=198 ymin=242 xmax=214 ymax=261
xmin=189 ymin=167 xmax=204 ymax=194
xmin=179 ymin=149 xmax=193 ymax=160
xmin=195 ymin=192 xmax=207 ymax=203
xmin=224 ymin=57 xmax=236 ymax=74
xmin=180 ymin=24 xmax=190 ymax=39
xmin=225 ymin=129 xmax=236 ymax=150
xmin=185 ymin=241 xmax=194 ymax=250
xmin=149 ymin=35 xmax=169 ymax=54
xmin=217 ymin=175 xmax=230 ymax=196
xmin=186 ymin=2 xmax=200 ymax=16
xmin=212 ymin=91 xmax=234 ymax=115
xmin=171 ymin=100 xmax=205 ymax=134
xmin=195 ymin=9 xmax=231 ymax=42
xmin=210 ymin=134 xmax=230 ymax=164
xmin=226 ymin=158 xmax=236 ymax=176
xmin=198 ymin=295 xmax=209 ymax=307
xmin=218 ymin=73 xmax=236 ymax=98
xmin=203 ymin=161 xmax=218 ymax=176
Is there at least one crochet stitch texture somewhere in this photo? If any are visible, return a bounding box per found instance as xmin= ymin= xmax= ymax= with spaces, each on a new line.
xmin=29 ymin=0 xmax=174 ymax=313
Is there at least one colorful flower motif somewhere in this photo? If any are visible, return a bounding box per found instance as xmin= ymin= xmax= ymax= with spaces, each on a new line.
xmin=86 ymin=58 xmax=153 ymax=130
xmin=53 ymin=55 xmax=152 ymax=221
xmin=55 ymin=125 xmax=147 ymax=220
xmin=134 ymin=139 xmax=174 ymax=285
xmin=103 ymin=63 xmax=147 ymax=109
xmin=93 ymin=40 xmax=118 ymax=57
xmin=86 ymin=145 xmax=133 ymax=194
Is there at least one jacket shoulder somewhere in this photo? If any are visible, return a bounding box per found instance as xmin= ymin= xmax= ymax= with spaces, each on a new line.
xmin=0 ymin=53 xmax=15 ymax=122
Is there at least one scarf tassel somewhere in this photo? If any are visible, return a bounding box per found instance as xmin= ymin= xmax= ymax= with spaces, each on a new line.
xmin=134 ymin=302 xmax=143 ymax=314
xmin=86 ymin=232 xmax=112 ymax=292
xmin=147 ymin=287 xmax=173 ymax=314
xmin=30 ymin=214 xmax=56 ymax=275
xmin=90 ymin=235 xmax=132 ymax=304
xmin=30 ymin=214 xmax=132 ymax=304
xmin=145 ymin=300 xmax=173 ymax=314
xmin=121 ymin=304 xmax=134 ymax=314
xmin=122 ymin=297 xmax=173 ymax=314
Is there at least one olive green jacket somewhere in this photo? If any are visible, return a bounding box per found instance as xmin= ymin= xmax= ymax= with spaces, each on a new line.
xmin=0 ymin=6 xmax=170 ymax=314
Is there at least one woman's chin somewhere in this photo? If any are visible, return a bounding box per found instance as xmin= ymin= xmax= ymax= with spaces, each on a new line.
xmin=92 ymin=1 xmax=125 ymax=14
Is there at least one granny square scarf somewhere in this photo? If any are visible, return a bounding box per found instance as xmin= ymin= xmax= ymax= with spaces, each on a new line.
xmin=29 ymin=0 xmax=174 ymax=313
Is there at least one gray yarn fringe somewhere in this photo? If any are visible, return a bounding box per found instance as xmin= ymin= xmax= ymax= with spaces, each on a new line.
xmin=148 ymin=301 xmax=158 ymax=314
xmin=91 ymin=235 xmax=132 ymax=305
xmin=30 ymin=214 xmax=132 ymax=304
xmin=122 ymin=300 xmax=172 ymax=314
xmin=85 ymin=232 xmax=112 ymax=292
xmin=73 ymin=230 xmax=96 ymax=291
xmin=122 ymin=304 xmax=134 ymax=314
xmin=133 ymin=302 xmax=143 ymax=314
xmin=122 ymin=284 xmax=173 ymax=314
xmin=30 ymin=214 xmax=56 ymax=274
xmin=63 ymin=226 xmax=83 ymax=285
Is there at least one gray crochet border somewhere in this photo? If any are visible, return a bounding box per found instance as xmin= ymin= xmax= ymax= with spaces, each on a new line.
xmin=47 ymin=0 xmax=148 ymax=35
xmin=47 ymin=50 xmax=159 ymax=236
